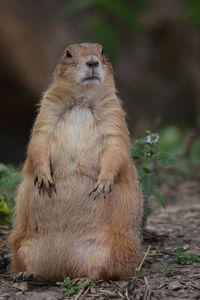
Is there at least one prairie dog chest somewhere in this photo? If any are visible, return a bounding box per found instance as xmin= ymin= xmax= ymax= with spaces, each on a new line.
xmin=65 ymin=105 xmax=97 ymax=143
xmin=51 ymin=105 xmax=103 ymax=170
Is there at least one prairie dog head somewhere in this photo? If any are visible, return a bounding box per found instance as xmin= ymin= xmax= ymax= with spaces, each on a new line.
xmin=54 ymin=43 xmax=114 ymax=90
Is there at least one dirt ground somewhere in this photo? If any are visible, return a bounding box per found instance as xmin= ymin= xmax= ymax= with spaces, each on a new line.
xmin=0 ymin=179 xmax=200 ymax=299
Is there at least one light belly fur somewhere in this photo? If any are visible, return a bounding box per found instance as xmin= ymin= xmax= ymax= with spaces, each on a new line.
xmin=29 ymin=105 xmax=107 ymax=233
xmin=51 ymin=105 xmax=103 ymax=179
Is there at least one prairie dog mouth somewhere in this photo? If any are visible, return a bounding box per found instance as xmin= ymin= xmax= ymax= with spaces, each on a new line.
xmin=82 ymin=76 xmax=100 ymax=82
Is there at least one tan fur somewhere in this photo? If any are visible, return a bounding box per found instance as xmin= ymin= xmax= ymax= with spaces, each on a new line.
xmin=10 ymin=43 xmax=143 ymax=282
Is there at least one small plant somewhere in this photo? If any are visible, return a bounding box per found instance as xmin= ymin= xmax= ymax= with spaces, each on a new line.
xmin=0 ymin=163 xmax=22 ymax=226
xmin=160 ymin=261 xmax=179 ymax=278
xmin=174 ymin=248 xmax=200 ymax=265
xmin=61 ymin=277 xmax=91 ymax=297
xmin=131 ymin=131 xmax=171 ymax=224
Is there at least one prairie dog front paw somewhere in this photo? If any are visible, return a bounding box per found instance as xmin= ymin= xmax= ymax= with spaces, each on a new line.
xmin=34 ymin=170 xmax=56 ymax=198
xmin=89 ymin=173 xmax=113 ymax=200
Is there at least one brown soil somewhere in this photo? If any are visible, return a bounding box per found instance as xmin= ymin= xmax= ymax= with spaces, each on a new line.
xmin=0 ymin=179 xmax=200 ymax=299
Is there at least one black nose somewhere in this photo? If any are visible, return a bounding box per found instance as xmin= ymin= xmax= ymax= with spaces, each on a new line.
xmin=86 ymin=60 xmax=99 ymax=68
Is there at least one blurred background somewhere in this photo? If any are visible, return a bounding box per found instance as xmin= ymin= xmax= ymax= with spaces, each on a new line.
xmin=0 ymin=0 xmax=200 ymax=164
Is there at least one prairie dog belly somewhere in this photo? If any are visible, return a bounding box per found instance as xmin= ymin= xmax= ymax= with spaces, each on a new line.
xmin=29 ymin=106 xmax=105 ymax=230
xmin=51 ymin=105 xmax=103 ymax=179
xmin=29 ymin=174 xmax=107 ymax=232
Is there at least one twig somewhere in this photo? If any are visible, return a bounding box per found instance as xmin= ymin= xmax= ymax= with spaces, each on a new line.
xmin=125 ymin=287 xmax=130 ymax=300
xmin=143 ymin=276 xmax=152 ymax=300
xmin=117 ymin=291 xmax=126 ymax=298
xmin=74 ymin=287 xmax=85 ymax=300
xmin=82 ymin=286 xmax=91 ymax=296
xmin=135 ymin=245 xmax=151 ymax=278
xmin=129 ymin=245 xmax=151 ymax=291
xmin=180 ymin=281 xmax=200 ymax=291
xmin=83 ymin=285 xmax=91 ymax=296
xmin=75 ymin=283 xmax=92 ymax=300
xmin=153 ymin=246 xmax=161 ymax=255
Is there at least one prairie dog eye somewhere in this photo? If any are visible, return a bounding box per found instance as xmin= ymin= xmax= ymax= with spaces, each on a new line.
xmin=66 ymin=50 xmax=72 ymax=58
xmin=101 ymin=49 xmax=104 ymax=55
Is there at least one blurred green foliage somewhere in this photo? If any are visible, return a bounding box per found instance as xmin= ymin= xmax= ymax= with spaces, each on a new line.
xmin=60 ymin=0 xmax=149 ymax=62
xmin=60 ymin=0 xmax=200 ymax=63
xmin=0 ymin=163 xmax=21 ymax=226
xmin=159 ymin=126 xmax=200 ymax=178
xmin=187 ymin=0 xmax=200 ymax=26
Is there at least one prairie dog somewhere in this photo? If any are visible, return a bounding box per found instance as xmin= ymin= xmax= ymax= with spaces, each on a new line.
xmin=10 ymin=43 xmax=143 ymax=282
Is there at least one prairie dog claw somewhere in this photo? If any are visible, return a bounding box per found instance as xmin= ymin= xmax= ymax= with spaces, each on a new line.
xmin=89 ymin=177 xmax=113 ymax=200
xmin=34 ymin=173 xmax=56 ymax=198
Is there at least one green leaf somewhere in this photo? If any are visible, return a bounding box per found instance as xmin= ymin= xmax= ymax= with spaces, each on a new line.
xmin=131 ymin=146 xmax=144 ymax=160
xmin=0 ymin=164 xmax=22 ymax=226
xmin=160 ymin=261 xmax=179 ymax=277
xmin=0 ymin=201 xmax=11 ymax=225
xmin=153 ymin=189 xmax=166 ymax=208
xmin=139 ymin=169 xmax=157 ymax=198
xmin=142 ymin=167 xmax=151 ymax=174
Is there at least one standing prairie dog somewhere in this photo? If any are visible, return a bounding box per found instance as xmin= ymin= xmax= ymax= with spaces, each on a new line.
xmin=10 ymin=43 xmax=143 ymax=282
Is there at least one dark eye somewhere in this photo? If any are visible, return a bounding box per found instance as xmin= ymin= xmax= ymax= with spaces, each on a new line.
xmin=101 ymin=49 xmax=104 ymax=55
xmin=66 ymin=50 xmax=72 ymax=58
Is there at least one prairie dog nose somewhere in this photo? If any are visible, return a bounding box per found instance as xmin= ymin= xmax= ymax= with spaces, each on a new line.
xmin=86 ymin=58 xmax=99 ymax=68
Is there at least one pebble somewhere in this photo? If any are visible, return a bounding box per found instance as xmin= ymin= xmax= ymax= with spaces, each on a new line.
xmin=183 ymin=244 xmax=190 ymax=251
xmin=168 ymin=280 xmax=182 ymax=290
